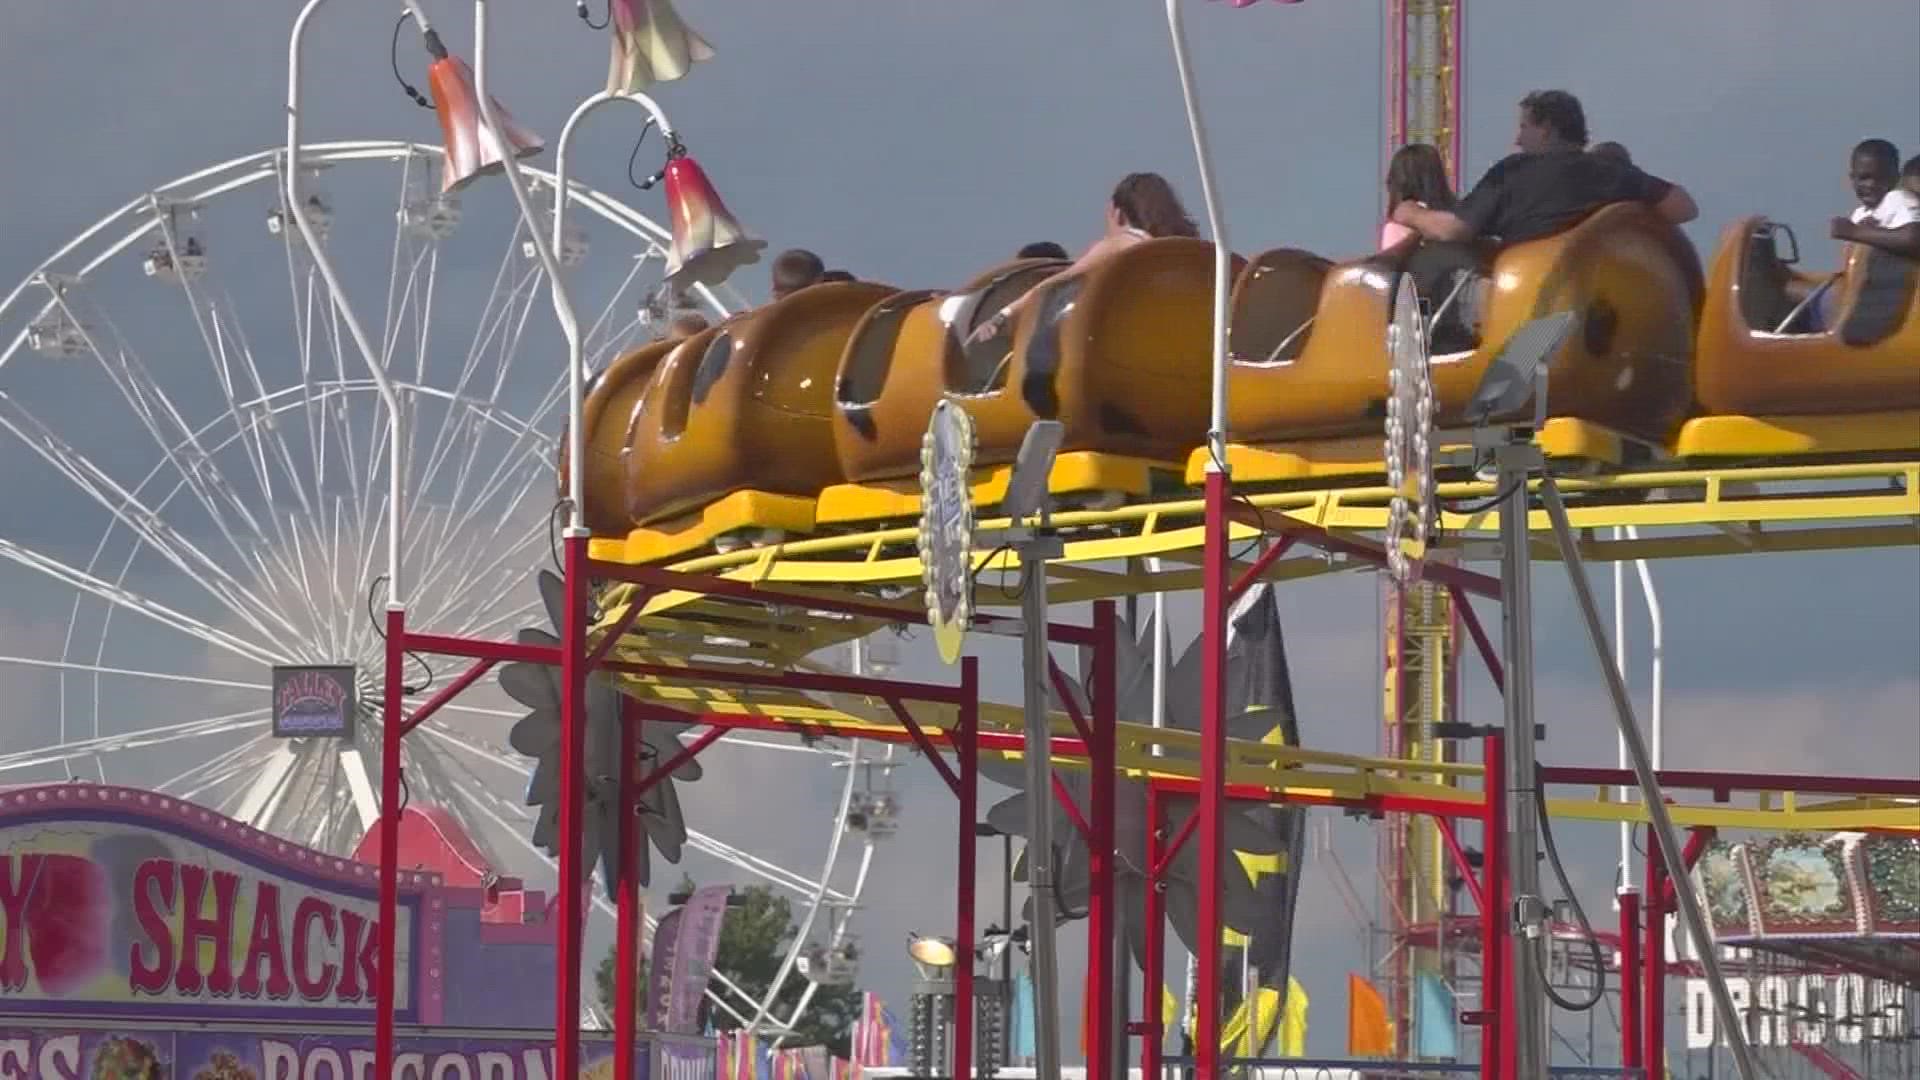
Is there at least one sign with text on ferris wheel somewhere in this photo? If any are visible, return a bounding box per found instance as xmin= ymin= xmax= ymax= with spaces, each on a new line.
xmin=271 ymin=665 xmax=358 ymax=740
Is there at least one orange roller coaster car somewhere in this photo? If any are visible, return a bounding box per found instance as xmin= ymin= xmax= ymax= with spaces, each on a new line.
xmin=567 ymin=337 xmax=679 ymax=536
xmin=1676 ymin=216 xmax=1920 ymax=460
xmin=1201 ymin=202 xmax=1703 ymax=483
xmin=572 ymin=204 xmax=1918 ymax=564
xmin=619 ymin=279 xmax=898 ymax=534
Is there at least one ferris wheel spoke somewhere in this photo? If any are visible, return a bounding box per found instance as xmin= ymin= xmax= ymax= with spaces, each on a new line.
xmin=0 ymin=654 xmax=264 ymax=693
xmin=157 ymin=732 xmax=271 ymax=798
xmin=0 ymin=536 xmax=280 ymax=666
xmin=413 ymin=255 xmax=540 ymax=509
xmin=584 ymin=256 xmax=652 ymax=357
xmin=46 ymin=290 xmax=277 ymax=575
xmin=0 ymin=708 xmax=269 ymax=775
xmin=412 ymin=498 xmax=547 ymax=631
xmin=0 ymin=398 xmax=311 ymax=656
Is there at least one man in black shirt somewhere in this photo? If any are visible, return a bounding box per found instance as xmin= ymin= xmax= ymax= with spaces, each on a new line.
xmin=1394 ymin=90 xmax=1698 ymax=245
xmin=1391 ymin=91 xmax=1697 ymax=348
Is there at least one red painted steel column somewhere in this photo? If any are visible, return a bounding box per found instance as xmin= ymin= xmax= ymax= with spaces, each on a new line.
xmin=1619 ymin=888 xmax=1643 ymax=1073
xmin=556 ymin=534 xmax=590 ymax=1078
xmin=1480 ymin=731 xmax=1505 ymax=1080
xmin=616 ymin=703 xmax=643 ymax=1078
xmin=1643 ymin=832 xmax=1667 ymax=1073
xmin=954 ymin=656 xmax=979 ymax=1080
xmin=1143 ymin=782 xmax=1165 ymax=1080
xmin=1195 ymin=470 xmax=1229 ymax=1080
xmin=376 ymin=606 xmax=406 ymax=1080
xmin=1084 ymin=602 xmax=1118 ymax=1080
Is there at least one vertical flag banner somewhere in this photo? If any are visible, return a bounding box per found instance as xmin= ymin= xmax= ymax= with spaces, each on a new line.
xmin=1347 ymin=973 xmax=1394 ymax=1057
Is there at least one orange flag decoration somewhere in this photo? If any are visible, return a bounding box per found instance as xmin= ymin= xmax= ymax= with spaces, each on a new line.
xmin=1346 ymin=973 xmax=1394 ymax=1057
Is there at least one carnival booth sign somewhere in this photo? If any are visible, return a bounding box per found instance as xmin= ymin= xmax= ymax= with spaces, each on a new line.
xmin=0 ymin=785 xmax=436 ymax=1025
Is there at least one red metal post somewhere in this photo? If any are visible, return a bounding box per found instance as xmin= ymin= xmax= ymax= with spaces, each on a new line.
xmin=954 ymin=656 xmax=979 ymax=1080
xmin=1084 ymin=601 xmax=1118 ymax=1080
xmin=1479 ymin=730 xmax=1505 ymax=1080
xmin=1196 ymin=469 xmax=1229 ymax=1080
xmin=615 ymin=704 xmax=643 ymax=1079
xmin=1619 ymin=887 xmax=1643 ymax=1073
xmin=1643 ymin=830 xmax=1667 ymax=1073
xmin=375 ymin=606 xmax=406 ymax=1080
xmin=1143 ymin=782 xmax=1165 ymax=1080
xmin=556 ymin=534 xmax=590 ymax=1079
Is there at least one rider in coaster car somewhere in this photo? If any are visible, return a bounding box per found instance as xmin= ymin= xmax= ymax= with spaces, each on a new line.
xmin=1830 ymin=140 xmax=1920 ymax=260
xmin=1390 ymin=90 xmax=1698 ymax=351
xmin=966 ymin=172 xmax=1199 ymax=345
xmin=770 ymin=247 xmax=826 ymax=301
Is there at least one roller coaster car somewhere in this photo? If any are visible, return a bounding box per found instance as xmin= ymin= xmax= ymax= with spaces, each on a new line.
xmin=824 ymin=240 xmax=1239 ymax=522
xmin=1678 ymin=217 xmax=1920 ymax=459
xmin=1200 ymin=202 xmax=1703 ymax=484
xmin=568 ymin=338 xmax=679 ymax=537
xmin=619 ymin=281 xmax=899 ymax=552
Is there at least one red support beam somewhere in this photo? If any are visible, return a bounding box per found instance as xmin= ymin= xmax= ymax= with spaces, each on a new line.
xmin=554 ymin=534 xmax=590 ymax=1079
xmin=397 ymin=657 xmax=496 ymax=737
xmin=1448 ymin=585 xmax=1505 ymax=692
xmin=953 ymin=657 xmax=979 ymax=1080
xmin=1083 ymin=601 xmax=1119 ymax=1080
xmin=1142 ymin=781 xmax=1166 ymax=1080
xmin=633 ymin=726 xmax=727 ymax=798
xmin=1643 ymin=830 xmax=1667 ymax=1074
xmin=404 ymin=630 xmax=556 ymax=666
xmin=374 ymin=606 xmax=406 ymax=1080
xmin=1619 ymin=887 xmax=1643 ymax=1072
xmin=1479 ymin=731 xmax=1506 ymax=1080
xmin=1152 ymin=810 xmax=1201 ymax=881
xmin=1227 ymin=535 xmax=1298 ymax=604
xmin=584 ymin=586 xmax=653 ymax=673
xmin=884 ymin=697 xmax=962 ymax=796
xmin=614 ymin=707 xmax=643 ymax=1080
xmin=1659 ymin=827 xmax=1716 ymax=911
xmin=1226 ymin=506 xmax=1503 ymax=599
xmin=1050 ymin=772 xmax=1094 ymax=844
xmin=1196 ymin=470 xmax=1230 ymax=1080
xmin=1433 ymin=815 xmax=1486 ymax=914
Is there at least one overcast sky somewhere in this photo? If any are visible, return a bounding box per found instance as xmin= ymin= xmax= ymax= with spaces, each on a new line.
xmin=2 ymin=0 xmax=1917 ymax=1069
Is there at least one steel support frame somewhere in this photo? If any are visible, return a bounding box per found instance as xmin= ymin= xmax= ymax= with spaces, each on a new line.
xmin=371 ymin=541 xmax=1126 ymax=1080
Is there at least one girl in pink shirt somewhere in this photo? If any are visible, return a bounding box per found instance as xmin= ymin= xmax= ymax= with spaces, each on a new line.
xmin=1381 ymin=144 xmax=1456 ymax=252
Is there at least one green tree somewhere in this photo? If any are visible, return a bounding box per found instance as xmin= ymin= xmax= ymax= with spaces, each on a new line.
xmin=610 ymin=876 xmax=860 ymax=1056
xmin=595 ymin=940 xmax=648 ymax=1025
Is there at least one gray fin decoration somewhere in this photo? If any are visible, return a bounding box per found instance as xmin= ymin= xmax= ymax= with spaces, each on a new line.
xmin=503 ymin=569 xmax=698 ymax=897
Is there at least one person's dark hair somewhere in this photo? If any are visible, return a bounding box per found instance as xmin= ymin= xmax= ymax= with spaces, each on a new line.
xmin=1385 ymin=144 xmax=1456 ymax=211
xmin=1853 ymin=139 xmax=1899 ymax=174
xmin=667 ymin=310 xmax=710 ymax=339
xmin=1017 ymin=241 xmax=1070 ymax=260
xmin=1589 ymin=141 xmax=1632 ymax=167
xmin=771 ymin=248 xmax=825 ymax=298
xmin=1110 ymin=173 xmax=1199 ymax=239
xmin=819 ymin=269 xmax=856 ymax=283
xmin=1520 ymin=89 xmax=1588 ymax=147
xmin=1903 ymin=154 xmax=1920 ymax=180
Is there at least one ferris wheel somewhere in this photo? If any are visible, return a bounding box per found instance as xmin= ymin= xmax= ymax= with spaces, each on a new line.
xmin=0 ymin=140 xmax=887 ymax=1037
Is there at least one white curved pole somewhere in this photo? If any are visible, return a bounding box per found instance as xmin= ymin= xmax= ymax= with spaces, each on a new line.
xmin=1615 ymin=527 xmax=1667 ymax=892
xmin=1164 ymin=0 xmax=1232 ymax=462
xmin=288 ymin=0 xmax=406 ymax=609
xmin=472 ymin=0 xmax=586 ymax=536
xmin=1628 ymin=527 xmax=1665 ymax=772
xmin=552 ymin=90 xmax=675 ymax=529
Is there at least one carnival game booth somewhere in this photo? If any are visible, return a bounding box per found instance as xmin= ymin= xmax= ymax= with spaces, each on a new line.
xmin=0 ymin=783 xmax=714 ymax=1080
